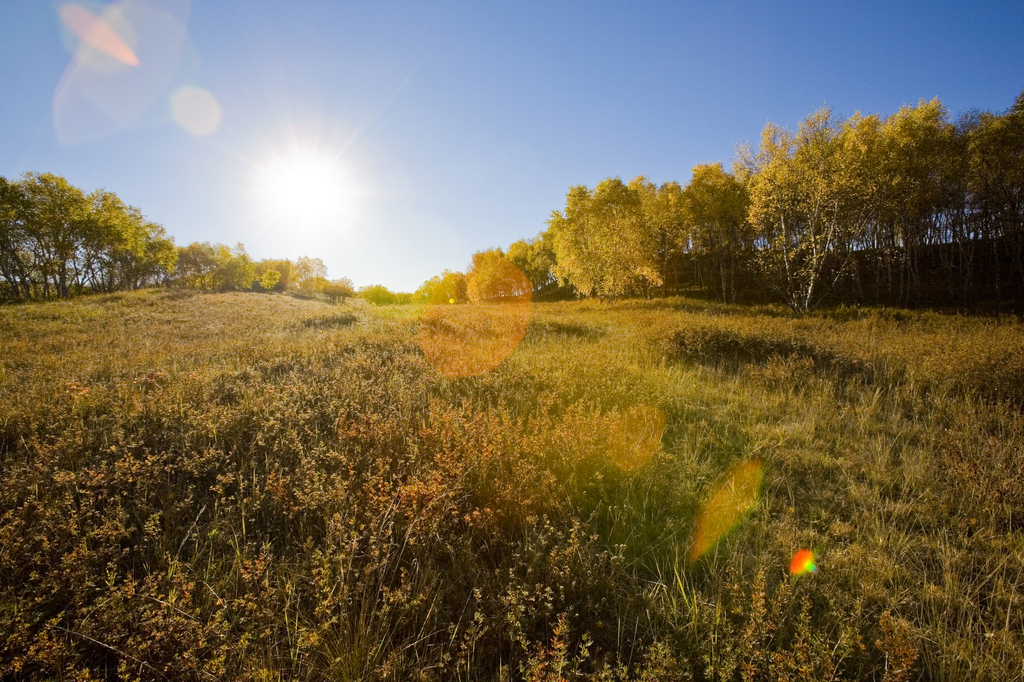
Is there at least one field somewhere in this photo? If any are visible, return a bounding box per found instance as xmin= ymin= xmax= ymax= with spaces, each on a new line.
xmin=2 ymin=289 xmax=1024 ymax=681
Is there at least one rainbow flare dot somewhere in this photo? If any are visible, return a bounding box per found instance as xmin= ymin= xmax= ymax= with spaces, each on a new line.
xmin=790 ymin=548 xmax=817 ymax=576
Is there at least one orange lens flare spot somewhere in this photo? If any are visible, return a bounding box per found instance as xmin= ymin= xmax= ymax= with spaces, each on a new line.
xmin=606 ymin=405 xmax=666 ymax=470
xmin=418 ymin=265 xmax=532 ymax=378
xmin=59 ymin=3 xmax=139 ymax=67
xmin=689 ymin=459 xmax=763 ymax=563
xmin=790 ymin=549 xmax=817 ymax=576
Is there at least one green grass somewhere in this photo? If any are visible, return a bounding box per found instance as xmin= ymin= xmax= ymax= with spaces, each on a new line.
xmin=2 ymin=289 xmax=1023 ymax=680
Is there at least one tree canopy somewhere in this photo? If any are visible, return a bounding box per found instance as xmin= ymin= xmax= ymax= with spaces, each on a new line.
xmin=421 ymin=86 xmax=1024 ymax=313
xmin=10 ymin=86 xmax=1024 ymax=312
xmin=0 ymin=173 xmax=360 ymax=303
xmin=549 ymin=178 xmax=663 ymax=298
xmin=1 ymin=173 xmax=176 ymax=300
xmin=466 ymin=249 xmax=532 ymax=302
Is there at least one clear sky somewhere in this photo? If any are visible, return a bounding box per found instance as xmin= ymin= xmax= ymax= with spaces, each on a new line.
xmin=2 ymin=0 xmax=1022 ymax=292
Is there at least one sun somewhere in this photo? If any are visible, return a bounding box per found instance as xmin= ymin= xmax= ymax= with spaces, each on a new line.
xmin=258 ymin=150 xmax=346 ymax=224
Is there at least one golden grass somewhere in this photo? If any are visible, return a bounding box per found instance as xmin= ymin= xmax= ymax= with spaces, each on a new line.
xmin=1 ymin=290 xmax=1023 ymax=680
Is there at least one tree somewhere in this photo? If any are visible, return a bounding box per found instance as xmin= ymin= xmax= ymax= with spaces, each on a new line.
xmin=127 ymin=221 xmax=176 ymax=288
xmin=737 ymin=108 xmax=882 ymax=314
xmin=550 ymin=177 xmax=662 ymax=298
xmin=1 ymin=173 xmax=174 ymax=299
xmin=680 ymin=164 xmax=751 ymax=303
xmin=175 ymin=242 xmax=218 ymax=289
xmin=415 ymin=275 xmax=445 ymax=304
xmin=0 ymin=176 xmax=33 ymax=300
xmin=18 ymin=172 xmax=92 ymax=298
xmin=874 ymin=99 xmax=956 ymax=303
xmin=85 ymin=190 xmax=176 ymax=291
xmin=416 ymin=269 xmax=469 ymax=304
xmin=967 ymin=92 xmax=1024 ymax=295
xmin=256 ymin=259 xmax=293 ymax=292
xmin=441 ymin=270 xmax=469 ymax=303
xmin=258 ymin=269 xmax=281 ymax=292
xmin=292 ymin=256 xmax=328 ymax=297
xmin=506 ymin=240 xmax=533 ymax=285
xmin=206 ymin=243 xmax=256 ymax=291
xmin=632 ymin=177 xmax=688 ymax=295
xmin=322 ymin=277 xmax=355 ymax=304
xmin=507 ymin=231 xmax=558 ymax=293
xmin=466 ymin=249 xmax=532 ymax=302
xmin=359 ymin=284 xmax=399 ymax=305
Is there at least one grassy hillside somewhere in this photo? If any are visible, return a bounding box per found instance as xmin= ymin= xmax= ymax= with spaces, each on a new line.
xmin=2 ymin=290 xmax=1023 ymax=681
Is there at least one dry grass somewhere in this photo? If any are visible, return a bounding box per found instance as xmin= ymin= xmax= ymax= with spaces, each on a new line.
xmin=2 ymin=289 xmax=1023 ymax=680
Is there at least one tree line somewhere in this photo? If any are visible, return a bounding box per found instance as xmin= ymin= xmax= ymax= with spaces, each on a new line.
xmin=0 ymin=173 xmax=357 ymax=303
xmin=7 ymin=88 xmax=1021 ymax=312
xmin=1 ymin=173 xmax=176 ymax=300
xmin=417 ymin=89 xmax=1023 ymax=313
xmin=174 ymin=245 xmax=355 ymax=302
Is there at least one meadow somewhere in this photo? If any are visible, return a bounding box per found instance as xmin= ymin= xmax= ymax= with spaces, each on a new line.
xmin=2 ymin=289 xmax=1024 ymax=681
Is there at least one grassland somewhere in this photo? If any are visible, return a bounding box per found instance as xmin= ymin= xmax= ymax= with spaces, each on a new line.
xmin=2 ymin=289 xmax=1024 ymax=681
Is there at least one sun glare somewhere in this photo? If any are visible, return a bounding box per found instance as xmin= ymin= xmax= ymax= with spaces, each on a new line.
xmin=258 ymin=150 xmax=347 ymax=224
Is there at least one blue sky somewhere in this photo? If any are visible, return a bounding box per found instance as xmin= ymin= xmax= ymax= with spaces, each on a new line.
xmin=2 ymin=0 xmax=1022 ymax=292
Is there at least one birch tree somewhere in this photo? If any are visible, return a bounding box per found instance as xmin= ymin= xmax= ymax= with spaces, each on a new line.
xmin=681 ymin=164 xmax=751 ymax=303
xmin=550 ymin=177 xmax=662 ymax=298
xmin=738 ymin=108 xmax=881 ymax=314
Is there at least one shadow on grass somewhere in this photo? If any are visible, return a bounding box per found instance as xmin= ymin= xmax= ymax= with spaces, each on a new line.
xmin=525 ymin=320 xmax=605 ymax=342
xmin=299 ymin=313 xmax=358 ymax=330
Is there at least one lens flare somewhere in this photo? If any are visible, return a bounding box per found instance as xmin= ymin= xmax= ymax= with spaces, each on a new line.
xmin=54 ymin=0 xmax=190 ymax=144
xmin=689 ymin=459 xmax=763 ymax=562
xmin=790 ymin=549 xmax=817 ymax=576
xmin=59 ymin=3 xmax=139 ymax=67
xmin=171 ymin=85 xmax=222 ymax=136
xmin=418 ymin=266 xmax=532 ymax=378
xmin=607 ymin=405 xmax=666 ymax=470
